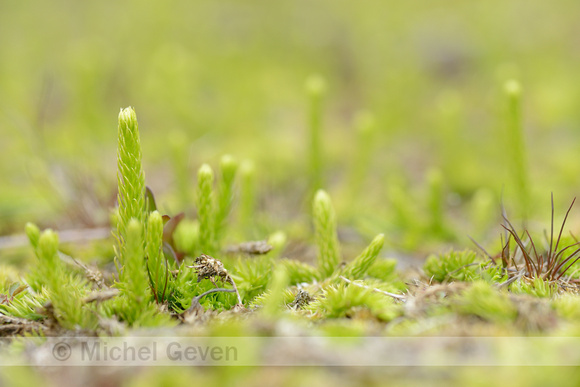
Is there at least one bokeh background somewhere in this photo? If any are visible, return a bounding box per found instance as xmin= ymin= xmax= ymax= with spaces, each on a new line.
xmin=3 ymin=1 xmax=580 ymax=385
xmin=2 ymin=0 xmax=580 ymax=242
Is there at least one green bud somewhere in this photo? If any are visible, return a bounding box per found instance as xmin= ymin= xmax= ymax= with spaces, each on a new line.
xmin=118 ymin=107 xmax=138 ymax=133
xmin=219 ymin=154 xmax=238 ymax=185
xmin=314 ymin=190 xmax=335 ymax=221
xmin=504 ymin=79 xmax=521 ymax=97
xmin=240 ymin=159 xmax=255 ymax=177
xmin=147 ymin=211 xmax=163 ymax=238
xmin=127 ymin=218 xmax=142 ymax=240
xmin=305 ymin=74 xmax=327 ymax=97
xmin=38 ymin=229 xmax=59 ymax=265
xmin=173 ymin=219 xmax=200 ymax=257
xmin=268 ymin=231 xmax=287 ymax=251
xmin=198 ymin=163 xmax=214 ymax=183
xmin=25 ymin=222 xmax=41 ymax=249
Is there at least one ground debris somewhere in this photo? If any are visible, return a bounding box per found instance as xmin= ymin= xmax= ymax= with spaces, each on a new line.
xmin=188 ymin=254 xmax=243 ymax=305
xmin=511 ymin=295 xmax=560 ymax=332
xmin=225 ymin=240 xmax=273 ymax=255
xmin=0 ymin=314 xmax=45 ymax=337
xmin=189 ymin=254 xmax=230 ymax=283
xmin=288 ymin=290 xmax=313 ymax=309
xmin=83 ymin=289 xmax=119 ymax=304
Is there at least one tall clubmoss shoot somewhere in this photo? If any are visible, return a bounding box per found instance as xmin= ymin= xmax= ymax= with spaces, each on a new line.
xmin=261 ymin=265 xmax=290 ymax=318
xmin=115 ymin=219 xmax=166 ymax=326
xmin=469 ymin=188 xmax=497 ymax=238
xmin=196 ymin=163 xmax=216 ymax=255
xmin=145 ymin=211 xmax=167 ymax=303
xmin=348 ymin=111 xmax=376 ymax=202
xmin=239 ymin=160 xmax=256 ymax=236
xmin=313 ymin=189 xmax=341 ymax=278
xmin=342 ymin=233 xmax=385 ymax=280
xmin=215 ymin=154 xmax=238 ymax=243
xmin=425 ymin=168 xmax=449 ymax=238
xmin=24 ymin=222 xmax=40 ymax=250
xmin=168 ymin=130 xmax=191 ymax=207
xmin=112 ymin=107 xmax=171 ymax=325
xmin=306 ymin=74 xmax=326 ymax=191
xmin=504 ymin=79 xmax=529 ymax=221
xmin=115 ymin=107 xmax=146 ymax=259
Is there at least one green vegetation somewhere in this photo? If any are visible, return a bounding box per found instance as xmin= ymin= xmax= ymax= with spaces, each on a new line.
xmin=5 ymin=106 xmax=579 ymax=340
xmin=3 ymin=1 xmax=580 ymax=385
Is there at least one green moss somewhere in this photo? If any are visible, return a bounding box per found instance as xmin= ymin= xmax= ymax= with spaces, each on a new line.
xmin=231 ymin=255 xmax=274 ymax=302
xmin=260 ymin=265 xmax=290 ymax=318
xmin=510 ymin=277 xmax=557 ymax=298
xmin=454 ymin=281 xmax=517 ymax=324
xmin=25 ymin=228 xmax=95 ymax=329
xmin=308 ymin=283 xmax=399 ymax=321
xmin=553 ymin=294 xmax=580 ymax=320
xmin=173 ymin=219 xmax=200 ymax=257
xmin=367 ymin=258 xmax=398 ymax=282
xmin=424 ymin=250 xmax=482 ymax=282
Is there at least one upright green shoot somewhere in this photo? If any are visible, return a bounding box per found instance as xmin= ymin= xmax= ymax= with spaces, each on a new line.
xmin=261 ymin=265 xmax=290 ymax=318
xmin=504 ymin=80 xmax=529 ymax=221
xmin=169 ymin=130 xmax=191 ymax=207
xmin=387 ymin=177 xmax=422 ymax=250
xmin=313 ymin=190 xmax=341 ymax=278
xmin=306 ymin=74 xmax=326 ymax=191
xmin=26 ymin=226 xmax=91 ymax=329
xmin=146 ymin=211 xmax=167 ymax=303
xmin=239 ymin=160 xmax=256 ymax=236
xmin=196 ymin=163 xmax=216 ymax=255
xmin=343 ymin=234 xmax=385 ymax=280
xmin=469 ymin=188 xmax=497 ymax=238
xmin=115 ymin=107 xmax=146 ymax=264
xmin=215 ymin=155 xmax=238 ymax=243
xmin=348 ymin=111 xmax=376 ymax=203
xmin=426 ymin=168 xmax=451 ymax=239
xmin=435 ymin=90 xmax=462 ymax=177
xmin=116 ymin=219 xmax=156 ymax=325
xmin=113 ymin=107 xmax=168 ymax=325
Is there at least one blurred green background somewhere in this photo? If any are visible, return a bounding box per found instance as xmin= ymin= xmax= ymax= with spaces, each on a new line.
xmin=2 ymin=1 xmax=580 ymax=385
xmin=1 ymin=0 xmax=580 ymax=246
